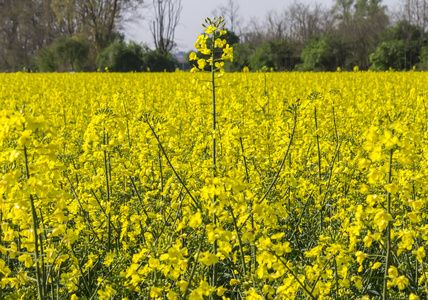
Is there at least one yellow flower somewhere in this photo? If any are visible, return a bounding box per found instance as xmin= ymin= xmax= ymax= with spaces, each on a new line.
xmin=98 ymin=285 xmax=116 ymax=300
xmin=373 ymin=210 xmax=392 ymax=232
xmin=222 ymin=44 xmax=233 ymax=61
xmin=385 ymin=183 xmax=399 ymax=194
xmin=18 ymin=254 xmax=33 ymax=268
xmin=412 ymin=246 xmax=426 ymax=263
xmin=388 ymin=265 xmax=398 ymax=278
xmin=371 ymin=262 xmax=382 ymax=269
xmin=188 ymin=211 xmax=202 ymax=228
xmin=197 ymin=59 xmax=206 ymax=70
xmin=189 ymin=52 xmax=198 ymax=61
xmin=18 ymin=129 xmax=32 ymax=147
xmin=205 ymin=25 xmax=216 ymax=34
xmin=150 ymin=286 xmax=162 ymax=298
xmin=0 ymin=259 xmax=11 ymax=276
xmin=167 ymin=291 xmax=178 ymax=300
xmin=178 ymin=280 xmax=188 ymax=292
xmin=395 ymin=275 xmax=409 ymax=290
xmin=409 ymin=293 xmax=420 ymax=300
xmin=351 ymin=276 xmax=362 ymax=289
xmin=198 ymin=251 xmax=219 ymax=266
xmin=200 ymin=47 xmax=211 ymax=55
xmin=214 ymin=38 xmax=227 ymax=48
xmin=215 ymin=61 xmax=224 ymax=69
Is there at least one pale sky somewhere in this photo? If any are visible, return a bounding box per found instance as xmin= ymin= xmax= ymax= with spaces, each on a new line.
xmin=124 ymin=0 xmax=402 ymax=53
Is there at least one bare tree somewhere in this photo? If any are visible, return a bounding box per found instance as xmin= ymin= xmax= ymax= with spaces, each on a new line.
xmin=264 ymin=10 xmax=287 ymax=41
xmin=399 ymin=0 xmax=428 ymax=42
xmin=330 ymin=0 xmax=389 ymax=69
xmin=150 ymin=0 xmax=182 ymax=54
xmin=0 ymin=0 xmax=59 ymax=71
xmin=212 ymin=0 xmax=242 ymax=33
xmin=285 ymin=2 xmax=330 ymax=43
xmin=51 ymin=0 xmax=144 ymax=52
xmin=240 ymin=16 xmax=265 ymax=47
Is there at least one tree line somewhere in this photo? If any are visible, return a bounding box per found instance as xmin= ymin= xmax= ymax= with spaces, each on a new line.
xmin=1 ymin=0 xmax=428 ymax=72
xmin=0 ymin=0 xmax=180 ymax=72
xmin=222 ymin=0 xmax=428 ymax=71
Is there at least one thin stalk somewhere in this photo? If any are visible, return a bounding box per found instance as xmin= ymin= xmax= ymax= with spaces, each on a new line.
xmin=240 ymin=137 xmax=255 ymax=273
xmin=158 ymin=149 xmax=164 ymax=195
xmin=238 ymin=108 xmax=298 ymax=232
xmin=24 ymin=145 xmax=44 ymax=300
xmin=103 ymin=128 xmax=111 ymax=252
xmin=127 ymin=175 xmax=151 ymax=220
xmin=239 ymin=137 xmax=249 ymax=183
xmin=383 ymin=145 xmax=394 ymax=300
xmin=90 ymin=188 xmax=120 ymax=235
xmin=277 ymin=256 xmax=316 ymax=299
xmin=38 ymin=208 xmax=47 ymax=297
xmin=332 ymin=106 xmax=339 ymax=143
xmin=70 ymin=248 xmax=92 ymax=298
xmin=258 ymin=109 xmax=298 ymax=206
xmin=182 ymin=231 xmax=204 ymax=299
xmin=416 ymin=240 xmax=428 ymax=295
xmin=145 ymin=119 xmax=200 ymax=210
xmin=314 ymin=106 xmax=322 ymax=230
xmin=0 ymin=212 xmax=2 ymax=300
xmin=211 ymin=30 xmax=218 ymax=292
xmin=308 ymin=255 xmax=336 ymax=298
xmin=229 ymin=208 xmax=247 ymax=275
xmin=334 ymin=257 xmax=339 ymax=299
xmin=66 ymin=176 xmax=102 ymax=243
xmin=88 ymin=257 xmax=124 ymax=300
xmin=122 ymin=99 xmax=133 ymax=148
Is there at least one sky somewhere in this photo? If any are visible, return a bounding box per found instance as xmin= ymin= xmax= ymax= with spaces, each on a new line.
xmin=124 ymin=0 xmax=403 ymax=53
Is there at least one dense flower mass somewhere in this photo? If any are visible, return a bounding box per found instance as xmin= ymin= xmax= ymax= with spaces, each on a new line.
xmin=1 ymin=67 xmax=428 ymax=299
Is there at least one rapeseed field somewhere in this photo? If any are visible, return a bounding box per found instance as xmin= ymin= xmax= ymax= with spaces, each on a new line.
xmin=1 ymin=19 xmax=428 ymax=300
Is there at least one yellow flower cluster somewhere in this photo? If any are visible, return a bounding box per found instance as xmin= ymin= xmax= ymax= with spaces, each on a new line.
xmin=189 ymin=17 xmax=233 ymax=73
xmin=1 ymin=67 xmax=428 ymax=299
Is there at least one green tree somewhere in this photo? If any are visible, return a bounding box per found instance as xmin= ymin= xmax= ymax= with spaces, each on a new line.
xmin=249 ymin=40 xmax=300 ymax=71
xmin=369 ymin=20 xmax=423 ymax=70
xmin=143 ymin=50 xmax=177 ymax=72
xmin=418 ymin=46 xmax=428 ymax=70
xmin=331 ymin=0 xmax=389 ymax=70
xmin=96 ymin=41 xmax=146 ymax=72
xmin=297 ymin=36 xmax=345 ymax=71
xmin=54 ymin=37 xmax=90 ymax=71
xmin=369 ymin=40 xmax=404 ymax=70
xmin=36 ymin=47 xmax=58 ymax=72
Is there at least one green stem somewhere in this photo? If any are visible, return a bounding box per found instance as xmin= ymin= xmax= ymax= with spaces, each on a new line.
xmin=211 ymin=31 xmax=218 ymax=292
xmin=182 ymin=231 xmax=204 ymax=299
xmin=277 ymin=255 xmax=316 ymax=299
xmin=0 ymin=212 xmax=2 ymax=300
xmin=416 ymin=240 xmax=428 ymax=295
xmin=24 ymin=145 xmax=44 ymax=300
xmin=383 ymin=145 xmax=394 ymax=300
xmin=229 ymin=208 xmax=247 ymax=275
xmin=240 ymin=137 xmax=255 ymax=273
xmin=315 ymin=106 xmax=322 ymax=230
xmin=66 ymin=176 xmax=102 ymax=243
xmin=145 ymin=119 xmax=200 ymax=210
xmin=103 ymin=128 xmax=111 ymax=252
xmin=238 ymin=108 xmax=298 ymax=232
